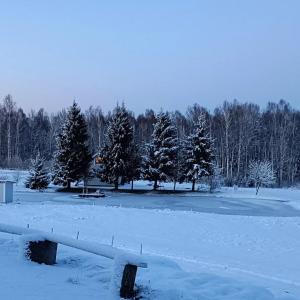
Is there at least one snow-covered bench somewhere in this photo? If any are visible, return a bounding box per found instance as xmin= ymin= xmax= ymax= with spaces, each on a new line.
xmin=0 ymin=223 xmax=147 ymax=299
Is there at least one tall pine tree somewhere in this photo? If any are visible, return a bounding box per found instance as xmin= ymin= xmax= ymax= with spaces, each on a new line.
xmin=174 ymin=138 xmax=189 ymax=189
xmin=181 ymin=114 xmax=214 ymax=191
xmin=52 ymin=101 xmax=92 ymax=189
xmin=142 ymin=112 xmax=177 ymax=190
xmin=127 ymin=141 xmax=141 ymax=190
xmin=99 ymin=104 xmax=133 ymax=189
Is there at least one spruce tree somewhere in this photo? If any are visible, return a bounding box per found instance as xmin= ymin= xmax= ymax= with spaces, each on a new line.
xmin=52 ymin=101 xmax=92 ymax=188
xmin=99 ymin=104 xmax=133 ymax=189
xmin=175 ymin=139 xmax=190 ymax=187
xmin=141 ymin=112 xmax=177 ymax=190
xmin=141 ymin=143 xmax=157 ymax=186
xmin=182 ymin=114 xmax=214 ymax=191
xmin=127 ymin=142 xmax=141 ymax=190
xmin=25 ymin=153 xmax=49 ymax=190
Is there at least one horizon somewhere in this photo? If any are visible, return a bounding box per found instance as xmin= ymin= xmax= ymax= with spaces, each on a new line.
xmin=1 ymin=96 xmax=298 ymax=116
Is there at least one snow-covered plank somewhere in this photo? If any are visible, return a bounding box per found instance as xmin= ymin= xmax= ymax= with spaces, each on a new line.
xmin=0 ymin=223 xmax=147 ymax=268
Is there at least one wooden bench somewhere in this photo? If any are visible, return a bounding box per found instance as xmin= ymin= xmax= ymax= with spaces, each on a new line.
xmin=0 ymin=223 xmax=147 ymax=299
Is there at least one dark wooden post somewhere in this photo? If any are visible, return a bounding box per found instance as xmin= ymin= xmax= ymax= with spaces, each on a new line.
xmin=27 ymin=240 xmax=58 ymax=265
xmin=120 ymin=264 xmax=138 ymax=299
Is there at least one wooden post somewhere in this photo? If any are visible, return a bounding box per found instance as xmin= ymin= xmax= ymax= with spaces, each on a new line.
xmin=120 ymin=264 xmax=137 ymax=299
xmin=27 ymin=240 xmax=58 ymax=265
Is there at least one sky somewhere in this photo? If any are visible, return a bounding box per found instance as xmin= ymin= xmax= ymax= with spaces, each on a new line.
xmin=0 ymin=0 xmax=299 ymax=114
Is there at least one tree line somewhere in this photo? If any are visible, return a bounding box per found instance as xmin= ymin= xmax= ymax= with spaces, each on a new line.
xmin=1 ymin=94 xmax=299 ymax=187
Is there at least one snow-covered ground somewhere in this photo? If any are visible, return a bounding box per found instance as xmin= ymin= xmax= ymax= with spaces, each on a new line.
xmin=0 ymin=169 xmax=300 ymax=299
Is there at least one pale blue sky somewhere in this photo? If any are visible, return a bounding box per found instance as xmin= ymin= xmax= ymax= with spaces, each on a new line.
xmin=0 ymin=0 xmax=299 ymax=114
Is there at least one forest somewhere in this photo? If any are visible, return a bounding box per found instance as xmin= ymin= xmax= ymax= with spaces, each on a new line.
xmin=0 ymin=94 xmax=299 ymax=187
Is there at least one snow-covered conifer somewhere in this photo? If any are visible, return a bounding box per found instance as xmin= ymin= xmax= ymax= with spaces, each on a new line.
xmin=99 ymin=104 xmax=133 ymax=189
xmin=26 ymin=153 xmax=49 ymax=190
xmin=141 ymin=112 xmax=177 ymax=190
xmin=173 ymin=139 xmax=188 ymax=190
xmin=52 ymin=101 xmax=92 ymax=188
xmin=181 ymin=114 xmax=214 ymax=191
xmin=249 ymin=160 xmax=275 ymax=194
xmin=127 ymin=141 xmax=141 ymax=190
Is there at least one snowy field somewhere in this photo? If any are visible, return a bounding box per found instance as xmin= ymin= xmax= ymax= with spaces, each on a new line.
xmin=0 ymin=170 xmax=300 ymax=299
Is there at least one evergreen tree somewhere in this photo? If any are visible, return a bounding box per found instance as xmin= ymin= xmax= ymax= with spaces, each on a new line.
xmin=25 ymin=153 xmax=49 ymax=190
xmin=52 ymin=101 xmax=92 ymax=188
xmin=141 ymin=143 xmax=157 ymax=186
xmin=172 ymin=138 xmax=188 ymax=190
xmin=127 ymin=142 xmax=141 ymax=190
xmin=176 ymin=138 xmax=192 ymax=184
xmin=182 ymin=114 xmax=214 ymax=191
xmin=99 ymin=104 xmax=133 ymax=189
xmin=141 ymin=112 xmax=177 ymax=190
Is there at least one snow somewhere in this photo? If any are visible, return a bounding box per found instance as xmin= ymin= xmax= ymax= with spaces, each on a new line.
xmin=0 ymin=222 xmax=147 ymax=268
xmin=141 ymin=257 xmax=278 ymax=300
xmin=2 ymin=235 xmax=294 ymax=300
xmin=0 ymin=199 xmax=299 ymax=298
xmin=0 ymin=170 xmax=300 ymax=299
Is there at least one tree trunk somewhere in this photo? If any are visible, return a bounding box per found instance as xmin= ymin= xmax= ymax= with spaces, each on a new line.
xmin=131 ymin=180 xmax=134 ymax=190
xmin=7 ymin=112 xmax=11 ymax=165
xmin=15 ymin=116 xmax=20 ymax=159
xmin=256 ymin=182 xmax=260 ymax=195
xmin=225 ymin=115 xmax=230 ymax=180
xmin=173 ymin=180 xmax=176 ymax=191
xmin=209 ymin=176 xmax=213 ymax=193
xmin=237 ymin=130 xmax=241 ymax=180
xmin=153 ymin=179 xmax=158 ymax=190
xmin=67 ymin=180 xmax=71 ymax=189
xmin=192 ymin=179 xmax=196 ymax=192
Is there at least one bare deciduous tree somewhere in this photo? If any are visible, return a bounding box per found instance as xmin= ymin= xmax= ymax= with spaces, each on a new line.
xmin=249 ymin=161 xmax=276 ymax=195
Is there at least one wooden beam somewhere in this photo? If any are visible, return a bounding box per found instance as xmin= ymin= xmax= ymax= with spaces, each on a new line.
xmin=120 ymin=264 xmax=138 ymax=299
xmin=28 ymin=240 xmax=58 ymax=265
xmin=0 ymin=223 xmax=147 ymax=269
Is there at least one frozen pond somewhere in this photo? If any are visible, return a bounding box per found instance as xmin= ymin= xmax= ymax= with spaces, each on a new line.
xmin=13 ymin=189 xmax=300 ymax=217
